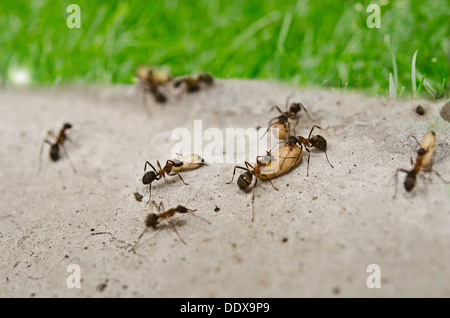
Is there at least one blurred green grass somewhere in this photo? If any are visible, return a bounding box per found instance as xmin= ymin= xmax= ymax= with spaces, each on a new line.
xmin=0 ymin=0 xmax=448 ymax=97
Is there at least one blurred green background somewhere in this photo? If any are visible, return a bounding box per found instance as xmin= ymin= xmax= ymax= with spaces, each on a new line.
xmin=0 ymin=0 xmax=448 ymax=97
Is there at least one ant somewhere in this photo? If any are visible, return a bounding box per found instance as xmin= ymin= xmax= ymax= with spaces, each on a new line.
xmin=131 ymin=201 xmax=210 ymax=248
xmin=292 ymin=125 xmax=333 ymax=177
xmin=136 ymin=66 xmax=172 ymax=103
xmin=39 ymin=122 xmax=76 ymax=172
xmin=262 ymin=114 xmax=291 ymax=140
xmin=394 ymin=131 xmax=449 ymax=198
xmin=173 ymin=72 xmax=214 ymax=93
xmin=271 ymin=95 xmax=313 ymax=123
xmin=226 ymin=147 xmax=302 ymax=222
xmin=142 ymin=160 xmax=189 ymax=201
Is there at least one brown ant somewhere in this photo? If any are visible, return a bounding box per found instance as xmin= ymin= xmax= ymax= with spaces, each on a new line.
xmin=136 ymin=66 xmax=172 ymax=103
xmin=142 ymin=160 xmax=189 ymax=200
xmin=226 ymin=147 xmax=302 ymax=221
xmin=292 ymin=125 xmax=333 ymax=177
xmin=173 ymin=72 xmax=214 ymax=93
xmin=262 ymin=114 xmax=291 ymax=140
xmin=394 ymin=131 xmax=449 ymax=198
xmin=39 ymin=122 xmax=76 ymax=172
xmin=132 ymin=201 xmax=210 ymax=248
xmin=270 ymin=95 xmax=313 ymax=124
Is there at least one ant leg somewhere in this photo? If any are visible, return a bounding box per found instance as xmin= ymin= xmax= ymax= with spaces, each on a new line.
xmin=244 ymin=161 xmax=255 ymax=170
xmin=323 ymin=149 xmax=334 ymax=169
xmin=59 ymin=143 xmax=77 ymax=173
xmin=407 ymin=135 xmax=420 ymax=146
xmin=146 ymin=184 xmax=153 ymax=204
xmin=251 ymin=178 xmax=259 ymax=222
xmin=308 ymin=125 xmax=322 ymax=140
xmin=226 ymin=166 xmax=249 ymax=184
xmin=168 ymin=220 xmax=186 ymax=245
xmin=150 ymin=200 xmax=161 ymax=213
xmin=157 ymin=160 xmax=163 ymax=171
xmin=267 ymin=179 xmax=279 ymax=191
xmin=167 ymin=172 xmax=189 ymax=185
xmin=432 ymin=170 xmax=450 ymax=184
xmin=304 ymin=147 xmax=311 ymax=177
xmin=299 ymin=103 xmax=314 ymax=121
xmin=144 ymin=161 xmax=158 ymax=173
xmin=190 ymin=213 xmax=211 ymax=225
xmin=393 ymin=169 xmax=409 ymax=199
xmin=38 ymin=139 xmax=53 ymax=172
xmin=260 ymin=118 xmax=279 ymax=140
xmin=285 ymin=93 xmax=295 ymax=109
xmin=131 ymin=228 xmax=148 ymax=252
xmin=269 ymin=105 xmax=284 ymax=115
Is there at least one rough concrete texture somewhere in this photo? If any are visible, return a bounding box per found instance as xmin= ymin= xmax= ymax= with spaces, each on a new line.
xmin=0 ymin=80 xmax=449 ymax=298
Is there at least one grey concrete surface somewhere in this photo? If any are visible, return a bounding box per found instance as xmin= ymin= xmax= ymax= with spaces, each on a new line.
xmin=0 ymin=80 xmax=449 ymax=298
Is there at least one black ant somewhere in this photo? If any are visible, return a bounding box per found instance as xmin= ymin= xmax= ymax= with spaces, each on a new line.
xmin=136 ymin=66 xmax=172 ymax=103
xmin=394 ymin=131 xmax=449 ymax=198
xmin=131 ymin=201 xmax=210 ymax=248
xmin=173 ymin=72 xmax=214 ymax=93
xmin=142 ymin=160 xmax=189 ymax=200
xmin=292 ymin=125 xmax=333 ymax=177
xmin=39 ymin=122 xmax=76 ymax=172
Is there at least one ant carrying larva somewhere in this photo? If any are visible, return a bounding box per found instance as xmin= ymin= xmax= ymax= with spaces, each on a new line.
xmin=394 ymin=131 xmax=450 ymax=198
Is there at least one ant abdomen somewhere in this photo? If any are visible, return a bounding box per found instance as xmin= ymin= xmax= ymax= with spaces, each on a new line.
xmin=142 ymin=171 xmax=157 ymax=185
xmin=145 ymin=213 xmax=159 ymax=228
xmin=237 ymin=172 xmax=253 ymax=190
xmin=49 ymin=145 xmax=60 ymax=161
xmin=405 ymin=171 xmax=417 ymax=192
xmin=289 ymin=103 xmax=301 ymax=114
xmin=311 ymin=135 xmax=327 ymax=150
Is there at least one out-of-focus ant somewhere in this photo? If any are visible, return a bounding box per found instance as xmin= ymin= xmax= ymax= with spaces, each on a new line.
xmin=136 ymin=66 xmax=172 ymax=103
xmin=394 ymin=131 xmax=449 ymax=198
xmin=173 ymin=72 xmax=214 ymax=93
xmin=39 ymin=122 xmax=76 ymax=172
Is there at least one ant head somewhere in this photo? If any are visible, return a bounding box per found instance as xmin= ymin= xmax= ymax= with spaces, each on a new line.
xmin=417 ymin=148 xmax=426 ymax=156
xmin=237 ymin=171 xmax=253 ymax=190
xmin=175 ymin=205 xmax=196 ymax=214
xmin=404 ymin=171 xmax=416 ymax=192
xmin=145 ymin=213 xmax=159 ymax=228
xmin=171 ymin=159 xmax=183 ymax=168
xmin=49 ymin=144 xmax=60 ymax=161
xmin=142 ymin=171 xmax=157 ymax=185
xmin=289 ymin=103 xmax=301 ymax=114
xmin=311 ymin=135 xmax=327 ymax=150
xmin=63 ymin=123 xmax=72 ymax=130
xmin=287 ymin=135 xmax=298 ymax=146
xmin=278 ymin=115 xmax=288 ymax=123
